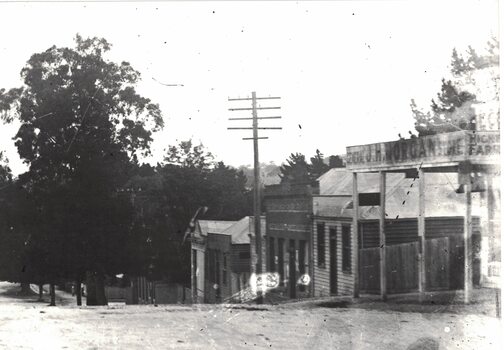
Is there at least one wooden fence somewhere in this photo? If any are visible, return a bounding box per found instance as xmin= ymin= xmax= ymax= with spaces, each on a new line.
xmin=359 ymin=247 xmax=380 ymax=293
xmin=425 ymin=237 xmax=450 ymax=290
xmin=386 ymin=242 xmax=418 ymax=293
xmin=359 ymin=236 xmax=479 ymax=294
xmin=359 ymin=242 xmax=418 ymax=294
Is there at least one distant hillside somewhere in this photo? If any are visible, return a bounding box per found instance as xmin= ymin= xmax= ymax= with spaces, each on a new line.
xmin=238 ymin=162 xmax=281 ymax=188
xmin=236 ymin=154 xmax=345 ymax=189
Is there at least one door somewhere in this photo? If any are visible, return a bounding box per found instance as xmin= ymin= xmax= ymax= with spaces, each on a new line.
xmin=329 ymin=228 xmax=337 ymax=294
xmin=289 ymin=239 xmax=296 ymax=298
xmin=299 ymin=240 xmax=306 ymax=292
xmin=425 ymin=237 xmax=450 ymax=291
xmin=278 ymin=238 xmax=285 ymax=286
xmin=192 ymin=249 xmax=198 ymax=300
xmin=215 ymin=254 xmax=221 ymax=302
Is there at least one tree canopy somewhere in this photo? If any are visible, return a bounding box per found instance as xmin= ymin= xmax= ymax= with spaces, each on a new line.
xmin=126 ymin=140 xmax=251 ymax=283
xmin=279 ymin=153 xmax=312 ymax=184
xmin=279 ymin=150 xmax=342 ymax=184
xmin=411 ymin=38 xmax=499 ymax=136
xmin=0 ymin=35 xmax=163 ymax=304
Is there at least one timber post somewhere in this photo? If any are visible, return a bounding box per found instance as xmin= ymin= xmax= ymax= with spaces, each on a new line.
xmin=352 ymin=172 xmax=360 ymax=298
xmin=463 ymin=165 xmax=473 ymax=304
xmin=379 ymin=171 xmax=387 ymax=301
xmin=418 ymin=167 xmax=426 ymax=302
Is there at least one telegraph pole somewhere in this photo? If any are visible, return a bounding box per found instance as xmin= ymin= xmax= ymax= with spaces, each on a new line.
xmin=228 ymin=92 xmax=281 ymax=302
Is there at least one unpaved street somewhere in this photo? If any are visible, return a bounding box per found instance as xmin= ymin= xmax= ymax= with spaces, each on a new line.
xmin=0 ymin=282 xmax=501 ymax=349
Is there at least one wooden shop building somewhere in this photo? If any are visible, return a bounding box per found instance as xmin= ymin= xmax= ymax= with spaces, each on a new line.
xmin=344 ymin=130 xmax=500 ymax=302
xmin=190 ymin=217 xmax=265 ymax=303
xmin=311 ymin=168 xmax=484 ymax=297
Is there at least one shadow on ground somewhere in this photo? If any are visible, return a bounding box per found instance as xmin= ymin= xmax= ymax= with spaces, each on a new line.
xmin=0 ymin=283 xmax=38 ymax=299
xmin=0 ymin=283 xmax=77 ymax=306
xmin=316 ymin=287 xmax=501 ymax=317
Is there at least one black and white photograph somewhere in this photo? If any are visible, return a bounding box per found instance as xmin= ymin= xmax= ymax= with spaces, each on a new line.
xmin=0 ymin=0 xmax=501 ymax=349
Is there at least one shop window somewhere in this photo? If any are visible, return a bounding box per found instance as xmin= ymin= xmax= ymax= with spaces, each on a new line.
xmin=317 ymin=223 xmax=326 ymax=267
xmin=239 ymin=251 xmax=251 ymax=259
xmin=208 ymin=250 xmax=216 ymax=283
xmin=192 ymin=249 xmax=197 ymax=291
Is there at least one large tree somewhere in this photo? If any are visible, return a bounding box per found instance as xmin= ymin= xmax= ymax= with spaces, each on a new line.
xmin=0 ymin=154 xmax=40 ymax=295
xmin=411 ymin=38 xmax=499 ymax=136
xmin=279 ymin=150 xmax=339 ymax=184
xmin=0 ymin=152 xmax=11 ymax=184
xmin=310 ymin=149 xmax=330 ymax=180
xmin=0 ymin=35 xmax=163 ymax=305
xmin=0 ymin=153 xmax=18 ymax=284
xmin=279 ymin=153 xmax=311 ymax=184
xmin=126 ymin=140 xmax=252 ymax=285
xmin=328 ymin=155 xmax=345 ymax=168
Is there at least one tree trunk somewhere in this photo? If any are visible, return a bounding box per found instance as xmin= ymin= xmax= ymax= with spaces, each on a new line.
xmin=38 ymin=284 xmax=44 ymax=301
xmin=49 ymin=284 xmax=56 ymax=306
xmin=20 ymin=282 xmax=31 ymax=295
xmin=85 ymin=272 xmax=107 ymax=306
xmin=85 ymin=272 xmax=97 ymax=305
xmin=75 ymin=280 xmax=82 ymax=306
xmin=95 ymin=272 xmax=108 ymax=305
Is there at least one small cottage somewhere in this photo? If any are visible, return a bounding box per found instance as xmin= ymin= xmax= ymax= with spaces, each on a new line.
xmin=190 ymin=217 xmax=265 ymax=303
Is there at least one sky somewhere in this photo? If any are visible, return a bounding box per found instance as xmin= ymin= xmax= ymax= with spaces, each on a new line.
xmin=0 ymin=0 xmax=499 ymax=176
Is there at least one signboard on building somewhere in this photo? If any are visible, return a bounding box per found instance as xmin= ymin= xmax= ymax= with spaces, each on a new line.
xmin=264 ymin=184 xmax=313 ymax=239
xmin=346 ymin=131 xmax=500 ymax=171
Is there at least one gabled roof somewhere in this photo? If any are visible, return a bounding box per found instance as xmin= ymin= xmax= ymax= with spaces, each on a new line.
xmin=313 ymin=196 xmax=353 ymax=217
xmin=196 ymin=220 xmax=235 ymax=236
xmin=317 ymin=168 xmax=405 ymax=195
xmin=219 ymin=216 xmax=266 ymax=244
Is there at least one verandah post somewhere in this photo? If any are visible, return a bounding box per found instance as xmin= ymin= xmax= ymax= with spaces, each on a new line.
xmin=379 ymin=171 xmax=387 ymax=301
xmin=418 ymin=168 xmax=426 ymax=302
xmin=464 ymin=170 xmax=473 ymax=304
xmin=352 ymin=172 xmax=360 ymax=298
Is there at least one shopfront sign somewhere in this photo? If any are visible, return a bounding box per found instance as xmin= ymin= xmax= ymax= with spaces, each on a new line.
xmin=346 ymin=131 xmax=500 ymax=171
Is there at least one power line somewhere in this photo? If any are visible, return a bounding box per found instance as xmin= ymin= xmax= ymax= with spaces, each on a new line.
xmin=227 ymin=91 xmax=282 ymax=304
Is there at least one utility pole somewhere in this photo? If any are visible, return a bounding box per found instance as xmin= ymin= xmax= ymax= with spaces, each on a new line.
xmin=228 ymin=92 xmax=281 ymax=303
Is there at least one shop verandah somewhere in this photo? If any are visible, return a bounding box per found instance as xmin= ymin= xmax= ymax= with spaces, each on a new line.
xmin=346 ymin=130 xmax=500 ymax=303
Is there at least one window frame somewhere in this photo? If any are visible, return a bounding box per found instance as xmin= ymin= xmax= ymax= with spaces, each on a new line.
xmin=317 ymin=223 xmax=326 ymax=268
xmin=342 ymin=224 xmax=352 ymax=273
xmin=278 ymin=238 xmax=285 ymax=286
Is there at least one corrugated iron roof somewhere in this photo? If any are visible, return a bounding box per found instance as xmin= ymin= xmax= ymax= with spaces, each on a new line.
xmin=313 ymin=196 xmax=352 ymax=217
xmin=360 ymin=173 xmax=482 ymax=219
xmin=318 ymin=168 xmax=405 ymax=195
xmin=196 ymin=220 xmax=235 ymax=236
xmin=315 ymin=169 xmax=482 ymax=219
xmin=219 ymin=216 xmax=266 ymax=244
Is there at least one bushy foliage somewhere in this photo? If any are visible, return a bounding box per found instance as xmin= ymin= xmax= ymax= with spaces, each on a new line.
xmin=411 ymin=38 xmax=499 ymax=136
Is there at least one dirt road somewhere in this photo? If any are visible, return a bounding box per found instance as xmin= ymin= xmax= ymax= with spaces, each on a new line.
xmin=0 ymin=282 xmax=501 ymax=349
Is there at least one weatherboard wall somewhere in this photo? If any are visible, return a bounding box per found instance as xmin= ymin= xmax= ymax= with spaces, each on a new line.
xmin=312 ymin=217 xmax=355 ymax=297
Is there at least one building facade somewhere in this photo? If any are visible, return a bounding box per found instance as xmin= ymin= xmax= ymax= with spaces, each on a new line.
xmin=191 ymin=220 xmax=234 ymax=303
xmin=190 ymin=217 xmax=265 ymax=303
xmin=345 ymin=130 xmax=499 ymax=302
xmin=312 ymin=168 xmax=485 ymax=297
xmin=264 ymin=182 xmax=318 ymax=300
